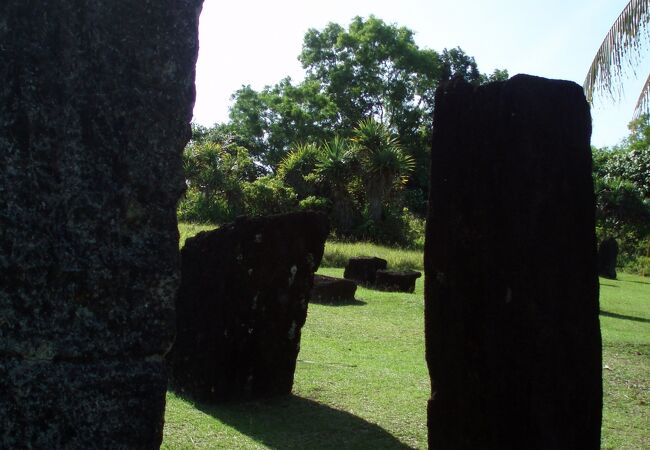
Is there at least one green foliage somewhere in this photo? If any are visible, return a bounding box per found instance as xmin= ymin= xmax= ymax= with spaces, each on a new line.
xmin=277 ymin=143 xmax=321 ymax=198
xmin=298 ymin=195 xmax=329 ymax=212
xmin=351 ymin=118 xmax=415 ymax=225
xmin=593 ymin=115 xmax=650 ymax=272
xmin=229 ymin=78 xmax=339 ymax=167
xmin=178 ymin=140 xmax=257 ymax=223
xmin=242 ymin=175 xmax=298 ymax=217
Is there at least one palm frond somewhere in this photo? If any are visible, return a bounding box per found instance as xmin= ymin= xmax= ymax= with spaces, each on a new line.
xmin=584 ymin=0 xmax=650 ymax=103
xmin=634 ymin=71 xmax=650 ymax=116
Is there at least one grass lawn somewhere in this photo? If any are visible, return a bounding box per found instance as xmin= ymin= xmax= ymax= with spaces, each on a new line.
xmin=165 ymin=226 xmax=649 ymax=449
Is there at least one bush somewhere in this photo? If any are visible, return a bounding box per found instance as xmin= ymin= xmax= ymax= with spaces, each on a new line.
xmin=243 ymin=176 xmax=298 ymax=217
xmin=299 ymin=195 xmax=330 ymax=212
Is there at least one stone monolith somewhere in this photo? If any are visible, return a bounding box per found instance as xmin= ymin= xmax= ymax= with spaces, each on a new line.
xmin=0 ymin=2 xmax=202 ymax=448
xmin=168 ymin=212 xmax=329 ymax=402
xmin=424 ymin=75 xmax=602 ymax=450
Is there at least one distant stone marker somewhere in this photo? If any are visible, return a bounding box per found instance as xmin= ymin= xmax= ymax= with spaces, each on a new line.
xmin=168 ymin=212 xmax=328 ymax=402
xmin=311 ymin=274 xmax=358 ymax=303
xmin=375 ymin=269 xmax=421 ymax=293
xmin=424 ymin=75 xmax=602 ymax=449
xmin=344 ymin=256 xmax=388 ymax=284
xmin=0 ymin=2 xmax=202 ymax=448
xmin=598 ymin=237 xmax=619 ymax=279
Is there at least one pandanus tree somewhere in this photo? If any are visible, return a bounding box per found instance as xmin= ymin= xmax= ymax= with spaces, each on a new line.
xmin=352 ymin=118 xmax=415 ymax=223
xmin=313 ymin=135 xmax=357 ymax=233
xmin=584 ymin=0 xmax=650 ymax=117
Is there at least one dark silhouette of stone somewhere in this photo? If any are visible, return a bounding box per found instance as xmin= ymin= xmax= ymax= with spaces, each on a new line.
xmin=375 ymin=270 xmax=421 ymax=293
xmin=598 ymin=238 xmax=618 ymax=279
xmin=425 ymin=75 xmax=602 ymax=450
xmin=311 ymin=274 xmax=358 ymax=303
xmin=344 ymin=257 xmax=387 ymax=284
xmin=168 ymin=212 xmax=329 ymax=402
xmin=0 ymin=2 xmax=202 ymax=448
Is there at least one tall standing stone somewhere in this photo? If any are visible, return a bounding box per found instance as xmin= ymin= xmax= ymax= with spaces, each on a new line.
xmin=168 ymin=212 xmax=329 ymax=402
xmin=0 ymin=2 xmax=202 ymax=448
xmin=424 ymin=75 xmax=602 ymax=450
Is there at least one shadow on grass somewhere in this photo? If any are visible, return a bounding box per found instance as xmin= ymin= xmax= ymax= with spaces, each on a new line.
xmin=310 ymin=298 xmax=367 ymax=307
xmin=623 ymin=278 xmax=650 ymax=285
xmin=600 ymin=310 xmax=650 ymax=323
xmin=178 ymin=393 xmax=412 ymax=450
xmin=599 ymin=281 xmax=619 ymax=288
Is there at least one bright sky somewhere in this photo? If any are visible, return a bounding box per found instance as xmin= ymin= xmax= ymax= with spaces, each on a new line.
xmin=193 ymin=0 xmax=649 ymax=148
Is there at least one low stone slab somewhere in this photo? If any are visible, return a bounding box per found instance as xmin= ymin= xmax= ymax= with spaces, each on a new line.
xmin=344 ymin=256 xmax=387 ymax=284
xmin=310 ymin=274 xmax=357 ymax=303
xmin=168 ymin=211 xmax=329 ymax=402
xmin=375 ymin=270 xmax=422 ymax=293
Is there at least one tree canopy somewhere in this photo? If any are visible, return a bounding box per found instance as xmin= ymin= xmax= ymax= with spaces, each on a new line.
xmin=228 ymin=16 xmax=507 ymax=171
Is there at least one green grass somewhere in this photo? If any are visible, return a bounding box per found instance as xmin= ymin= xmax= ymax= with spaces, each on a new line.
xmin=321 ymin=241 xmax=423 ymax=270
xmin=168 ymin=223 xmax=649 ymax=449
xmin=599 ymin=273 xmax=650 ymax=450
xmin=178 ymin=222 xmax=216 ymax=248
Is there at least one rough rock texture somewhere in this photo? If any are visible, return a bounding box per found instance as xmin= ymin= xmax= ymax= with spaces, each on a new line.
xmin=598 ymin=237 xmax=618 ymax=279
xmin=424 ymin=75 xmax=602 ymax=450
xmin=343 ymin=257 xmax=388 ymax=284
xmin=0 ymin=2 xmax=202 ymax=448
xmin=310 ymin=274 xmax=358 ymax=303
xmin=375 ymin=270 xmax=421 ymax=293
xmin=168 ymin=212 xmax=329 ymax=402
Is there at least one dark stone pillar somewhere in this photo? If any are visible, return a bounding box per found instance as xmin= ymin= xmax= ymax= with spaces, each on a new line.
xmin=424 ymin=75 xmax=602 ymax=450
xmin=168 ymin=212 xmax=329 ymax=402
xmin=0 ymin=2 xmax=202 ymax=448
xmin=598 ymin=237 xmax=618 ymax=279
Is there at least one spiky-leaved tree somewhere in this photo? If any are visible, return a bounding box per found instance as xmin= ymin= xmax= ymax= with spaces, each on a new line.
xmin=352 ymin=118 xmax=415 ymax=223
xmin=584 ymin=0 xmax=650 ymax=117
xmin=313 ymin=135 xmax=357 ymax=233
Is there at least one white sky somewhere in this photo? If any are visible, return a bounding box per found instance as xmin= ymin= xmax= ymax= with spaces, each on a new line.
xmin=193 ymin=0 xmax=650 ymax=148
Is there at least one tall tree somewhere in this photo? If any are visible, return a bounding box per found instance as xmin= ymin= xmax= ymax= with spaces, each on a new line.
xmin=584 ymin=0 xmax=650 ymax=117
xmin=299 ymin=16 xmax=443 ymax=133
xmin=229 ymin=78 xmax=338 ymax=167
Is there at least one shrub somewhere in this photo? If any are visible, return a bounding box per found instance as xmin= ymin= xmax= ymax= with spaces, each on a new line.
xmin=243 ymin=176 xmax=298 ymax=217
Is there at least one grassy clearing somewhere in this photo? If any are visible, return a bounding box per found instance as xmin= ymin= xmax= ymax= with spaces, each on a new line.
xmin=178 ymin=222 xmax=216 ymax=248
xmin=321 ymin=241 xmax=423 ymax=270
xmin=168 ymin=223 xmax=649 ymax=449
xmin=599 ymin=274 xmax=650 ymax=450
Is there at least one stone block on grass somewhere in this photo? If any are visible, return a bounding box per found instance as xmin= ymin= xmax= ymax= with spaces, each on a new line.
xmin=310 ymin=274 xmax=358 ymax=303
xmin=343 ymin=256 xmax=387 ymax=284
xmin=168 ymin=211 xmax=329 ymax=402
xmin=375 ymin=269 xmax=421 ymax=293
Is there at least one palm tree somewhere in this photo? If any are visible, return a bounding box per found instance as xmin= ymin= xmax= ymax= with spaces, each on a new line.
xmin=584 ymin=0 xmax=650 ymax=117
xmin=352 ymin=118 xmax=415 ymax=223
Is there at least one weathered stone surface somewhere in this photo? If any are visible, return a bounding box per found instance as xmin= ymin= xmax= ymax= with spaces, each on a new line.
xmin=375 ymin=270 xmax=421 ymax=293
xmin=598 ymin=237 xmax=618 ymax=279
xmin=168 ymin=212 xmax=329 ymax=402
xmin=343 ymin=256 xmax=388 ymax=284
xmin=0 ymin=2 xmax=202 ymax=448
xmin=425 ymin=75 xmax=602 ymax=449
xmin=310 ymin=274 xmax=358 ymax=303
